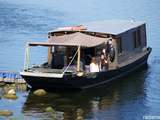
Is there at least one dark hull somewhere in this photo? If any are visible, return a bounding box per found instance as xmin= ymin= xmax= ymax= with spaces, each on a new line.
xmin=21 ymin=48 xmax=152 ymax=90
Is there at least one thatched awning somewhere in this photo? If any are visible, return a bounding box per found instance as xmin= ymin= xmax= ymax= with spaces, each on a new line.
xmin=28 ymin=32 xmax=109 ymax=47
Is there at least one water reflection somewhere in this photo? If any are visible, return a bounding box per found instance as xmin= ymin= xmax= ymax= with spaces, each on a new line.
xmin=22 ymin=67 xmax=148 ymax=120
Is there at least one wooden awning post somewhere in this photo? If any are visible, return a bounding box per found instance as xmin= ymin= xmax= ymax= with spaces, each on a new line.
xmin=77 ymin=46 xmax=81 ymax=72
xmin=24 ymin=44 xmax=30 ymax=71
xmin=48 ymin=46 xmax=52 ymax=65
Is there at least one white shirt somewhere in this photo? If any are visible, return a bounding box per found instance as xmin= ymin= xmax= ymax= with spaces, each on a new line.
xmin=89 ymin=63 xmax=99 ymax=72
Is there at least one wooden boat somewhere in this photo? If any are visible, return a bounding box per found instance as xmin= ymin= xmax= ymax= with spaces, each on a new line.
xmin=20 ymin=20 xmax=152 ymax=89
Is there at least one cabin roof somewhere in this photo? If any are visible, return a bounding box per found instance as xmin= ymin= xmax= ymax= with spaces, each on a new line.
xmin=52 ymin=20 xmax=145 ymax=35
xmin=83 ymin=20 xmax=145 ymax=35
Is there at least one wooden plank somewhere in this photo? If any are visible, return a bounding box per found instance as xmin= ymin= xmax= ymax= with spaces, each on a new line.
xmin=48 ymin=46 xmax=52 ymax=65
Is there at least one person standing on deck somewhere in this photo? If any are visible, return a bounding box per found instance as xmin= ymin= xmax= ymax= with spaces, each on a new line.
xmin=100 ymin=48 xmax=108 ymax=71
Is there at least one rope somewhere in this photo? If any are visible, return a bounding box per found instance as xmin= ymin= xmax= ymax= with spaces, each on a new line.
xmin=62 ymin=47 xmax=79 ymax=75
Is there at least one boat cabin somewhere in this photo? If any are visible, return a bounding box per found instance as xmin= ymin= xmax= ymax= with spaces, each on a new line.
xmin=24 ymin=20 xmax=148 ymax=76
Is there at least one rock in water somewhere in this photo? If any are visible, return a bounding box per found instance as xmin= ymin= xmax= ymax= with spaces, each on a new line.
xmin=3 ymin=94 xmax=18 ymax=100
xmin=76 ymin=116 xmax=83 ymax=120
xmin=0 ymin=82 xmax=5 ymax=87
xmin=33 ymin=89 xmax=46 ymax=96
xmin=76 ymin=108 xmax=84 ymax=116
xmin=0 ymin=110 xmax=13 ymax=116
xmin=7 ymin=89 xmax=16 ymax=95
xmin=45 ymin=106 xmax=55 ymax=113
xmin=45 ymin=107 xmax=56 ymax=119
xmin=3 ymin=88 xmax=17 ymax=100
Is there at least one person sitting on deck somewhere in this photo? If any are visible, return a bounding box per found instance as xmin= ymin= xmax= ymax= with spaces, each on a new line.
xmin=89 ymin=57 xmax=99 ymax=72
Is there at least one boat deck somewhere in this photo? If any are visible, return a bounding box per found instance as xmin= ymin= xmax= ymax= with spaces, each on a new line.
xmin=28 ymin=65 xmax=77 ymax=74
xmin=118 ymin=49 xmax=149 ymax=67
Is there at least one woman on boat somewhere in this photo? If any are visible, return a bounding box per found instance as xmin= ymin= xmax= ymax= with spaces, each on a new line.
xmin=89 ymin=57 xmax=100 ymax=72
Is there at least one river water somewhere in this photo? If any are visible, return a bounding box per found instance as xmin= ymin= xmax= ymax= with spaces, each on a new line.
xmin=0 ymin=0 xmax=160 ymax=120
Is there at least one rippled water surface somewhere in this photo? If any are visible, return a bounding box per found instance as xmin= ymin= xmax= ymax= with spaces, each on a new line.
xmin=0 ymin=0 xmax=160 ymax=120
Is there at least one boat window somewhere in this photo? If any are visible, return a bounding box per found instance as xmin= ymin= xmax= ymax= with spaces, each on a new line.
xmin=117 ymin=37 xmax=122 ymax=54
xmin=133 ymin=29 xmax=141 ymax=48
xmin=137 ymin=29 xmax=141 ymax=46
